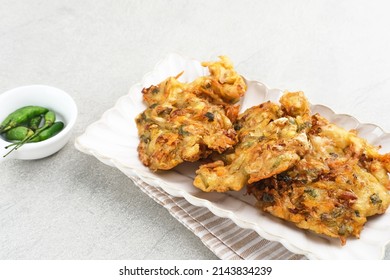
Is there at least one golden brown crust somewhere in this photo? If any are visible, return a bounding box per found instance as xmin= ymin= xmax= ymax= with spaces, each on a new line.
xmin=247 ymin=114 xmax=390 ymax=245
xmin=194 ymin=56 xmax=246 ymax=105
xmin=135 ymin=56 xmax=246 ymax=171
xmin=193 ymin=92 xmax=311 ymax=192
xmin=193 ymin=89 xmax=390 ymax=244
xmin=135 ymin=56 xmax=390 ymax=245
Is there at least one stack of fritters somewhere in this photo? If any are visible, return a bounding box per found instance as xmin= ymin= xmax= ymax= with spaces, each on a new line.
xmin=136 ymin=56 xmax=246 ymax=171
xmin=246 ymin=113 xmax=390 ymax=245
xmin=194 ymin=92 xmax=312 ymax=192
xmin=193 ymin=91 xmax=390 ymax=245
xmin=135 ymin=56 xmax=390 ymax=245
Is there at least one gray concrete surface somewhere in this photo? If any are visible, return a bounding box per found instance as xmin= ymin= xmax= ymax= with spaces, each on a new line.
xmin=1 ymin=0 xmax=390 ymax=259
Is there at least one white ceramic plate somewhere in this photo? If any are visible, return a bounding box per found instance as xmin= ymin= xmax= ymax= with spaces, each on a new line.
xmin=75 ymin=53 xmax=390 ymax=259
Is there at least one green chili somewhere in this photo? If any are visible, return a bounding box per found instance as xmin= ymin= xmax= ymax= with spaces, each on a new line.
xmin=5 ymin=126 xmax=34 ymax=141
xmin=13 ymin=110 xmax=56 ymax=148
xmin=3 ymin=110 xmax=58 ymax=157
xmin=28 ymin=115 xmax=42 ymax=131
xmin=29 ymin=122 xmax=64 ymax=142
xmin=0 ymin=106 xmax=48 ymax=133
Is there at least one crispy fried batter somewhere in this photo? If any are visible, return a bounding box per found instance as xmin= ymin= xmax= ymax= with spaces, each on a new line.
xmin=189 ymin=56 xmax=246 ymax=105
xmin=193 ymin=92 xmax=311 ymax=192
xmin=247 ymin=114 xmax=390 ymax=245
xmin=142 ymin=56 xmax=246 ymax=108
xmin=194 ymin=89 xmax=390 ymax=244
xmin=136 ymin=56 xmax=246 ymax=171
xmin=136 ymin=56 xmax=390 ymax=245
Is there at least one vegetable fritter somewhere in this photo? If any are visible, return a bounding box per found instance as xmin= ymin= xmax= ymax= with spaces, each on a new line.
xmin=135 ymin=56 xmax=390 ymax=245
xmin=193 ymin=92 xmax=312 ymax=192
xmin=247 ymin=113 xmax=390 ymax=245
xmin=136 ymin=56 xmax=246 ymax=171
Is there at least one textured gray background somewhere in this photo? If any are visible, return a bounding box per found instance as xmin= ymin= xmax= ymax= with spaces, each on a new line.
xmin=1 ymin=0 xmax=390 ymax=259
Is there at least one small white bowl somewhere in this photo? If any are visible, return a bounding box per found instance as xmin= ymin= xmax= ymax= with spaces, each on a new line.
xmin=0 ymin=85 xmax=78 ymax=162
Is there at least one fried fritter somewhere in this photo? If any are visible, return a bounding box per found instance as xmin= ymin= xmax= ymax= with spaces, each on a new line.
xmin=193 ymin=91 xmax=312 ymax=192
xmin=189 ymin=56 xmax=246 ymax=105
xmin=136 ymin=56 xmax=246 ymax=171
xmin=247 ymin=114 xmax=390 ymax=245
xmin=142 ymin=56 xmax=246 ymax=108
